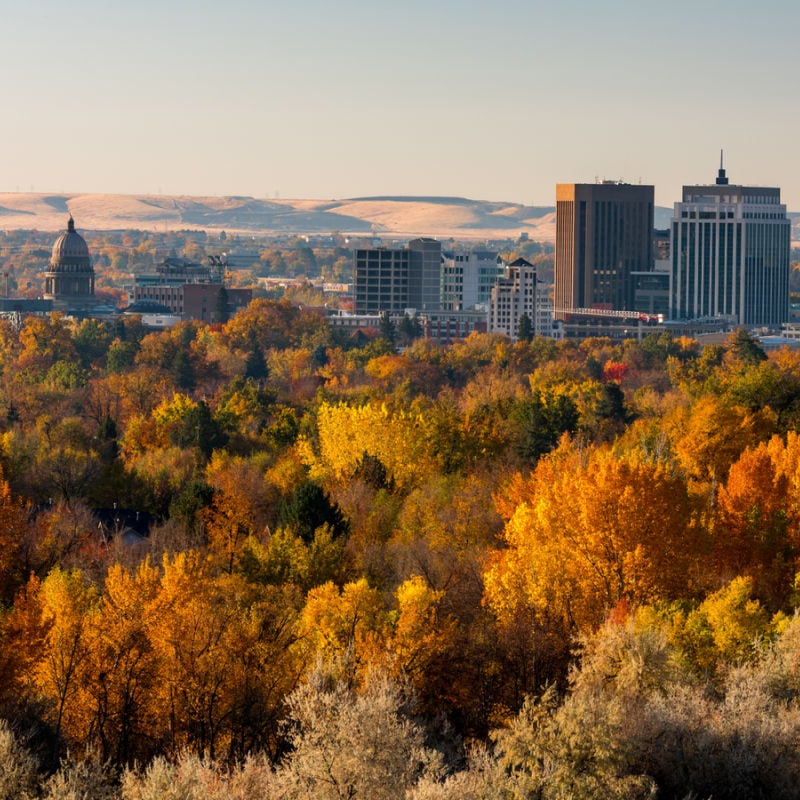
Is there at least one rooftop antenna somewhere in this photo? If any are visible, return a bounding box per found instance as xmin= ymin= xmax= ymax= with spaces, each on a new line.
xmin=716 ymin=149 xmax=729 ymax=185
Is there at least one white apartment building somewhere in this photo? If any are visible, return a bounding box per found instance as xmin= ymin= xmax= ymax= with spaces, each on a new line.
xmin=488 ymin=257 xmax=539 ymax=341
xmin=441 ymin=248 xmax=505 ymax=311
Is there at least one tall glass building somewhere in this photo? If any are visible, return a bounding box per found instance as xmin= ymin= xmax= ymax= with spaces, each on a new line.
xmin=670 ymin=162 xmax=790 ymax=327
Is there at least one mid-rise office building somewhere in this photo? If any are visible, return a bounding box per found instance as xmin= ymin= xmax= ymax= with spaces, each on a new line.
xmin=353 ymin=238 xmax=442 ymax=314
xmin=353 ymin=247 xmax=410 ymax=313
xmin=554 ymin=182 xmax=654 ymax=316
xmin=670 ymin=162 xmax=790 ymax=327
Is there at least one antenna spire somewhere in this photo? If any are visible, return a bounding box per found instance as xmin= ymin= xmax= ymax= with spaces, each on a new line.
xmin=716 ymin=150 xmax=728 ymax=185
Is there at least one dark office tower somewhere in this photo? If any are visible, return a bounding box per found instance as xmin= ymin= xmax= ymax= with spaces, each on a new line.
xmin=670 ymin=162 xmax=790 ymax=327
xmin=554 ymin=182 xmax=654 ymax=316
xmin=408 ymin=238 xmax=443 ymax=311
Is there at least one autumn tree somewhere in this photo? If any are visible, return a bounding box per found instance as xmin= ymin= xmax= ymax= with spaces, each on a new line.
xmin=307 ymin=400 xmax=437 ymax=491
xmin=74 ymin=559 xmax=161 ymax=763
xmin=0 ymin=469 xmax=33 ymax=603
xmin=33 ymin=568 xmax=98 ymax=756
xmin=17 ymin=314 xmax=78 ymax=375
xmin=485 ymin=441 xmax=700 ymax=636
xmin=668 ymin=395 xmax=776 ymax=487
xmin=202 ymin=452 xmax=272 ymax=572
xmin=715 ymin=443 xmax=794 ymax=607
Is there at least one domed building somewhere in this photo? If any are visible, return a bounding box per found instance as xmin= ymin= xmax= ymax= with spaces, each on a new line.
xmin=44 ymin=216 xmax=96 ymax=308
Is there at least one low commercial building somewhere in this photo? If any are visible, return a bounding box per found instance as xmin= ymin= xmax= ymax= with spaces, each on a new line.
xmin=133 ymin=257 xmax=251 ymax=322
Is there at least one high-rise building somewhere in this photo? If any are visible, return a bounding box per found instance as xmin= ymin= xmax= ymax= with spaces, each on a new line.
xmin=554 ymin=182 xmax=654 ymax=316
xmin=353 ymin=238 xmax=442 ymax=314
xmin=408 ymin=238 xmax=442 ymax=311
xmin=670 ymin=160 xmax=790 ymax=327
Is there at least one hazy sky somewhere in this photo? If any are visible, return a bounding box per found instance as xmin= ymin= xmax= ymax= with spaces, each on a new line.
xmin=4 ymin=0 xmax=800 ymax=209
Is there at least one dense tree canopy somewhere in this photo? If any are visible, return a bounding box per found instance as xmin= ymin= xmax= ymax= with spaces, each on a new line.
xmin=0 ymin=303 xmax=798 ymax=797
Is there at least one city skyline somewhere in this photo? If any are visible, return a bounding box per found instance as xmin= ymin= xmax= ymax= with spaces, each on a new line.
xmin=4 ymin=1 xmax=800 ymax=209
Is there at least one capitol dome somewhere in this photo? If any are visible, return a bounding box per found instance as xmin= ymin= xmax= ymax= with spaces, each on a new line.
xmin=50 ymin=216 xmax=91 ymax=266
xmin=44 ymin=216 xmax=95 ymax=302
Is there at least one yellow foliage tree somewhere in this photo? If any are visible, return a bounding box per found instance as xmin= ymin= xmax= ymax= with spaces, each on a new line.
xmin=391 ymin=575 xmax=455 ymax=688
xmin=669 ymin=395 xmax=776 ymax=485
xmin=297 ymin=578 xmax=387 ymax=675
xmin=33 ymin=568 xmax=98 ymax=750
xmin=74 ymin=559 xmax=161 ymax=762
xmin=142 ymin=551 xmax=304 ymax=760
xmin=677 ymin=576 xmax=771 ymax=673
xmin=203 ymin=452 xmax=271 ymax=572
xmin=305 ymin=401 xmax=434 ymax=490
xmin=144 ymin=551 xmax=235 ymax=758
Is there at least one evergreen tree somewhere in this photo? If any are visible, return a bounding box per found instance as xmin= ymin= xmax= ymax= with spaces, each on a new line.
xmin=215 ymin=286 xmax=230 ymax=324
xmin=728 ymin=327 xmax=768 ymax=365
xmin=278 ymin=482 xmax=349 ymax=543
xmin=244 ymin=341 xmax=269 ymax=380
xmin=517 ymin=313 xmax=534 ymax=343
xmin=171 ymin=349 xmax=195 ymax=391
xmin=379 ymin=312 xmax=396 ymax=347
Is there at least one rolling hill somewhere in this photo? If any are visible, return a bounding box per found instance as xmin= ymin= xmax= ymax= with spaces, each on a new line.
xmin=0 ymin=193 xmax=555 ymax=240
xmin=1 ymin=193 xmax=798 ymax=243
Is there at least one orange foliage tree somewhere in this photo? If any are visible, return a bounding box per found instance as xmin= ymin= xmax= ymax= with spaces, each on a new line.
xmin=485 ymin=441 xmax=700 ymax=636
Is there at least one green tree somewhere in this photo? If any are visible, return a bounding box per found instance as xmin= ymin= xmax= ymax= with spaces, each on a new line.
xmin=168 ymin=401 xmax=227 ymax=459
xmin=398 ymin=313 xmax=423 ymax=346
xmin=727 ymin=327 xmax=768 ymax=365
xmin=72 ymin=319 xmax=113 ymax=370
xmin=511 ymin=390 xmax=579 ymax=464
xmin=278 ymin=482 xmax=349 ymax=543
xmin=516 ymin=313 xmax=534 ymax=343
xmin=171 ymin=349 xmax=195 ymax=392
xmin=379 ymin=312 xmax=396 ymax=347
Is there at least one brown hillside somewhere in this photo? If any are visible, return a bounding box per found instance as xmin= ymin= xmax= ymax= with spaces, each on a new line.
xmin=0 ymin=193 xmax=557 ymax=241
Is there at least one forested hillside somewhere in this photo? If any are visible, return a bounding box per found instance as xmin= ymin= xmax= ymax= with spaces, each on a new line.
xmin=1 ymin=306 xmax=800 ymax=798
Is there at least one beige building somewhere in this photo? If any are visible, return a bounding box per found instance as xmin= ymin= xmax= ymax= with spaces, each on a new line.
xmin=488 ymin=257 xmax=538 ymax=341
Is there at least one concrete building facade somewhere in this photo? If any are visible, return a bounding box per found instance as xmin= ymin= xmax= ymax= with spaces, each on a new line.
xmin=353 ymin=247 xmax=410 ymax=314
